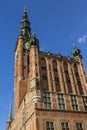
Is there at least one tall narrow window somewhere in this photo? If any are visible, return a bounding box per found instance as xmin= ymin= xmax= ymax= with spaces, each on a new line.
xmin=23 ymin=54 xmax=27 ymax=78
xmin=75 ymin=123 xmax=83 ymax=130
xmin=82 ymin=97 xmax=87 ymax=111
xmin=43 ymin=92 xmax=51 ymax=109
xmin=40 ymin=57 xmax=48 ymax=91
xmin=71 ymin=95 xmax=78 ymax=111
xmin=61 ymin=122 xmax=69 ymax=130
xmin=46 ymin=122 xmax=54 ymax=130
xmin=63 ymin=62 xmax=72 ymax=93
xmin=27 ymin=54 xmax=29 ymax=73
xmin=74 ymin=64 xmax=83 ymax=95
xmin=49 ymin=64 xmax=53 ymax=91
xmin=60 ymin=65 xmax=66 ymax=93
xmin=71 ymin=68 xmax=78 ymax=94
xmin=52 ymin=60 xmax=61 ymax=91
xmin=23 ymin=53 xmax=29 ymax=78
xmin=57 ymin=94 xmax=65 ymax=110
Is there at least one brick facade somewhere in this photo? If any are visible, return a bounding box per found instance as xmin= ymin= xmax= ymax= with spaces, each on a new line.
xmin=6 ymin=10 xmax=87 ymax=130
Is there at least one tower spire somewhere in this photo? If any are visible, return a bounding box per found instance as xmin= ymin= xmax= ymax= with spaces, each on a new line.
xmin=24 ymin=5 xmax=27 ymax=12
xmin=22 ymin=8 xmax=28 ymax=21
xmin=7 ymin=101 xmax=12 ymax=123
xmin=20 ymin=8 xmax=31 ymax=37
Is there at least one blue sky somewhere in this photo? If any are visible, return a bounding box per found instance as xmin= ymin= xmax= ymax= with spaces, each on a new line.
xmin=0 ymin=0 xmax=87 ymax=129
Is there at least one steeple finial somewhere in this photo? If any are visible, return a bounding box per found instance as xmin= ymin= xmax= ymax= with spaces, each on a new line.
xmin=24 ymin=5 xmax=26 ymax=11
xmin=7 ymin=101 xmax=12 ymax=123
xmin=22 ymin=7 xmax=28 ymax=21
xmin=19 ymin=8 xmax=31 ymax=37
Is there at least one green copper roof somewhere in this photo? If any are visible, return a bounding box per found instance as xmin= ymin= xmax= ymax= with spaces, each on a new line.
xmin=72 ymin=45 xmax=82 ymax=58
xmin=7 ymin=102 xmax=12 ymax=122
xmin=20 ymin=8 xmax=31 ymax=37
xmin=30 ymin=32 xmax=39 ymax=48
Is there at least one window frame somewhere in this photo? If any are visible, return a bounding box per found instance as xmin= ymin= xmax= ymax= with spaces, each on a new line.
xmin=45 ymin=121 xmax=55 ymax=130
xmin=70 ymin=95 xmax=78 ymax=111
xmin=82 ymin=96 xmax=87 ymax=111
xmin=75 ymin=123 xmax=83 ymax=130
xmin=61 ymin=122 xmax=69 ymax=130
xmin=43 ymin=92 xmax=51 ymax=109
xmin=57 ymin=93 xmax=65 ymax=110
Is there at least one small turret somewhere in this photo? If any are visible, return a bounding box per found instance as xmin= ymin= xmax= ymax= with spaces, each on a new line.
xmin=30 ymin=32 xmax=39 ymax=48
xmin=72 ymin=45 xmax=82 ymax=58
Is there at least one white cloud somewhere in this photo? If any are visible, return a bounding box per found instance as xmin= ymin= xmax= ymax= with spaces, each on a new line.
xmin=78 ymin=35 xmax=87 ymax=43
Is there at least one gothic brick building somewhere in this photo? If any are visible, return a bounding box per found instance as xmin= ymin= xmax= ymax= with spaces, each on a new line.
xmin=6 ymin=9 xmax=87 ymax=130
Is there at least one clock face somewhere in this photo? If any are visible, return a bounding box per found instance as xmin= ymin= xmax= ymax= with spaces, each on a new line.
xmin=23 ymin=41 xmax=30 ymax=50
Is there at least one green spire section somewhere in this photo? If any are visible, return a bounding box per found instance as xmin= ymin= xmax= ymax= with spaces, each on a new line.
xmin=72 ymin=44 xmax=82 ymax=58
xmin=7 ymin=102 xmax=12 ymax=122
xmin=20 ymin=8 xmax=31 ymax=37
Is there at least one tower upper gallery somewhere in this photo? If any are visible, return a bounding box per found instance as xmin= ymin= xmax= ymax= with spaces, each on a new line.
xmin=19 ymin=9 xmax=31 ymax=38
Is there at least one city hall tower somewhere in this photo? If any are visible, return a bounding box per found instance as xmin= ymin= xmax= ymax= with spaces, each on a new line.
xmin=6 ymin=9 xmax=87 ymax=130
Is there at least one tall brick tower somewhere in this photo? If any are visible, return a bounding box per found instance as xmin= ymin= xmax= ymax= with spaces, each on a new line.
xmin=6 ymin=9 xmax=87 ymax=130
